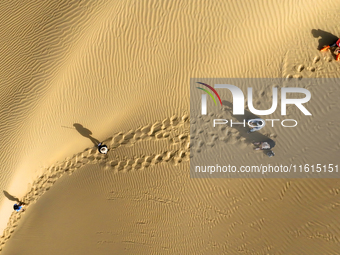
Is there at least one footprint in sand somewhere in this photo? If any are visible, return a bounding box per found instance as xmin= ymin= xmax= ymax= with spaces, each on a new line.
xmin=325 ymin=56 xmax=333 ymax=62
xmin=286 ymin=74 xmax=293 ymax=81
xmin=293 ymin=74 xmax=303 ymax=80
xmin=1 ymin=115 xmax=194 ymax=247
xmin=297 ymin=64 xmax=304 ymax=72
xmin=285 ymin=50 xmax=329 ymax=79
xmin=307 ymin=66 xmax=316 ymax=72
xmin=313 ymin=56 xmax=320 ymax=64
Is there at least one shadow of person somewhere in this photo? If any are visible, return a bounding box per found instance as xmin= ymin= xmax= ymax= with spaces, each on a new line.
xmin=311 ymin=29 xmax=338 ymax=50
xmin=3 ymin=190 xmax=19 ymax=202
xmin=73 ymin=123 xmax=100 ymax=146
xmin=222 ymin=100 xmax=275 ymax=156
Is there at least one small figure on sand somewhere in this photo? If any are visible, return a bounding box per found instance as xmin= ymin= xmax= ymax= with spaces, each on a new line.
xmin=253 ymin=141 xmax=271 ymax=150
xmin=98 ymin=142 xmax=108 ymax=154
xmin=253 ymin=141 xmax=275 ymax=157
xmin=247 ymin=118 xmax=265 ymax=134
xmin=320 ymin=38 xmax=340 ymax=61
xmin=266 ymin=151 xmax=275 ymax=157
xmin=13 ymin=201 xmax=25 ymax=212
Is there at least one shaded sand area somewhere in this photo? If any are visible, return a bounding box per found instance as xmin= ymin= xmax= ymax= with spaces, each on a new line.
xmin=0 ymin=0 xmax=340 ymax=254
xmin=3 ymin=162 xmax=340 ymax=254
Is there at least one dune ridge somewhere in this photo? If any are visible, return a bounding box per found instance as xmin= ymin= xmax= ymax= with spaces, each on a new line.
xmin=0 ymin=114 xmax=190 ymax=251
xmin=1 ymin=0 xmax=340 ymax=253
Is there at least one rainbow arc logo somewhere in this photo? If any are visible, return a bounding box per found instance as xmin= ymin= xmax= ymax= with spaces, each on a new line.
xmin=196 ymin=82 xmax=222 ymax=114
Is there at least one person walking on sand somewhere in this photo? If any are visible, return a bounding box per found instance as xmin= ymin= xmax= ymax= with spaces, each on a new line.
xmin=98 ymin=142 xmax=108 ymax=154
xmin=320 ymin=38 xmax=340 ymax=61
xmin=247 ymin=118 xmax=265 ymax=134
xmin=253 ymin=141 xmax=271 ymax=150
xmin=253 ymin=142 xmax=275 ymax=157
xmin=13 ymin=201 xmax=25 ymax=212
xmin=321 ymin=37 xmax=340 ymax=50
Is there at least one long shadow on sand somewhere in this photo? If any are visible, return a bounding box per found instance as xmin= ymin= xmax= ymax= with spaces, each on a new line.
xmin=223 ymin=100 xmax=275 ymax=156
xmin=3 ymin=191 xmax=20 ymax=202
xmin=73 ymin=123 xmax=100 ymax=146
xmin=311 ymin=29 xmax=338 ymax=50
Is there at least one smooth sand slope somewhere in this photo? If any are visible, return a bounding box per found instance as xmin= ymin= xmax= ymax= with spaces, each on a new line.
xmin=0 ymin=0 xmax=340 ymax=254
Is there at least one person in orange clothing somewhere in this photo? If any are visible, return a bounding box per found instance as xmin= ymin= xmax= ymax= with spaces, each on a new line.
xmin=320 ymin=38 xmax=340 ymax=61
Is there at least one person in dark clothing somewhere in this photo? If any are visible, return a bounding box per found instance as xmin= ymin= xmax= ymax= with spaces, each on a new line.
xmin=13 ymin=201 xmax=25 ymax=212
xmin=253 ymin=141 xmax=271 ymax=150
xmin=98 ymin=143 xmax=108 ymax=154
xmin=246 ymin=118 xmax=265 ymax=134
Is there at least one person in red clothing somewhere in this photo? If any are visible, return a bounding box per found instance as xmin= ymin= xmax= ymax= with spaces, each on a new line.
xmin=320 ymin=38 xmax=340 ymax=61
xmin=330 ymin=38 xmax=340 ymax=47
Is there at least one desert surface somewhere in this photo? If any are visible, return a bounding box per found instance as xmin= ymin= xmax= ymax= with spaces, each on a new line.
xmin=0 ymin=0 xmax=340 ymax=254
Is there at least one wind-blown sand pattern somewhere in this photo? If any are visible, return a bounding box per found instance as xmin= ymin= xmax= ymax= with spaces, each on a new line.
xmin=0 ymin=115 xmax=190 ymax=252
xmin=1 ymin=0 xmax=340 ymax=254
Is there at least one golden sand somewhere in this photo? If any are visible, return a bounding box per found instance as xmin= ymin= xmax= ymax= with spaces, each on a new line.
xmin=0 ymin=0 xmax=340 ymax=254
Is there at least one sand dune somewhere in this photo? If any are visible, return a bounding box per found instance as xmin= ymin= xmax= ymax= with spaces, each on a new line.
xmin=1 ymin=0 xmax=340 ymax=254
